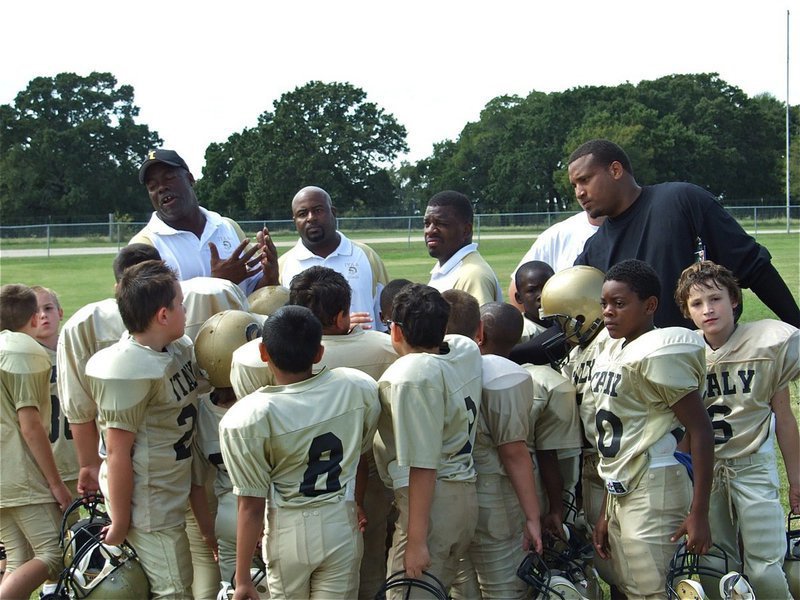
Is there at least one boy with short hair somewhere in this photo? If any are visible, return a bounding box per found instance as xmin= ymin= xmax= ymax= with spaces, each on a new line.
xmin=514 ymin=260 xmax=555 ymax=342
xmin=675 ymin=260 xmax=799 ymax=598
xmin=591 ymin=259 xmax=714 ymax=599
xmin=58 ymin=243 xmax=162 ymax=498
xmin=220 ymin=305 xmax=380 ymax=599
xmin=445 ymin=295 xmax=542 ymax=599
xmin=0 ymin=284 xmax=72 ymax=600
xmin=374 ymin=283 xmax=481 ymax=587
xmin=86 ymin=260 xmax=199 ymax=598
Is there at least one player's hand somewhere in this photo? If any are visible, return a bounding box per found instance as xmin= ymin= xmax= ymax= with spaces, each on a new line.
xmin=349 ymin=312 xmax=373 ymax=330
xmin=255 ymin=227 xmax=280 ymax=286
xmin=789 ymin=484 xmax=800 ymax=515
xmin=542 ymin=510 xmax=564 ymax=540
xmin=403 ymin=539 xmax=431 ymax=579
xmin=356 ymin=504 xmax=368 ymax=533
xmin=523 ymin=518 xmax=543 ymax=555
xmin=592 ymin=514 xmax=611 ymax=560
xmin=209 ymin=239 xmax=262 ymax=284
xmin=101 ymin=521 xmax=128 ymax=547
xmin=671 ymin=511 xmax=712 ymax=555
xmin=232 ymin=580 xmax=260 ymax=600
xmin=50 ymin=481 xmax=72 ymax=512
xmin=202 ymin=532 xmax=219 ymax=562
xmin=77 ymin=465 xmax=100 ymax=498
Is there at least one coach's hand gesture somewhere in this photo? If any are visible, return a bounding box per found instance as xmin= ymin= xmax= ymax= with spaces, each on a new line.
xmin=210 ymin=239 xmax=262 ymax=284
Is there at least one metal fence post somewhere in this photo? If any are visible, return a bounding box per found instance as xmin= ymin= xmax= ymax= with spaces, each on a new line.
xmin=46 ymin=222 xmax=51 ymax=258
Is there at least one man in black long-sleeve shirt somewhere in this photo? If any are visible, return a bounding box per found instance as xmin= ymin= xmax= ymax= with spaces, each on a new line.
xmin=569 ymin=139 xmax=798 ymax=329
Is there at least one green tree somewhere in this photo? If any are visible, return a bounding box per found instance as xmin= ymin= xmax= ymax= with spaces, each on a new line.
xmin=198 ymin=81 xmax=408 ymax=219
xmin=0 ymin=72 xmax=161 ymax=222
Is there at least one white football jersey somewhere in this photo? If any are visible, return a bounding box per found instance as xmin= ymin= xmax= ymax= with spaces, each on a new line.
xmin=473 ymin=354 xmax=533 ymax=476
xmin=57 ymin=297 xmax=125 ymax=424
xmin=702 ymin=320 xmax=799 ymax=459
xmin=375 ymin=334 xmax=482 ymax=489
xmin=43 ymin=345 xmax=78 ymax=483
xmin=230 ymin=325 xmax=397 ymax=399
xmin=591 ymin=328 xmax=705 ymax=495
xmin=180 ymin=277 xmax=249 ymax=342
xmin=519 ymin=317 xmax=546 ymax=344
xmin=561 ymin=328 xmax=612 ymax=452
xmin=87 ymin=334 xmax=199 ymax=531
xmin=219 ymin=367 xmax=380 ymax=508
xmin=0 ymin=331 xmax=53 ymax=507
xmin=522 ymin=364 xmax=581 ymax=452
xmin=191 ymin=393 xmax=232 ymax=497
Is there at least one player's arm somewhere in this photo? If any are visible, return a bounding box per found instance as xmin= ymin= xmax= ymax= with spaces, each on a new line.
xmin=670 ymin=390 xmax=713 ymax=554
xmin=70 ymin=421 xmax=102 ymax=496
xmin=535 ymin=448 xmax=564 ymax=538
xmin=354 ymin=454 xmax=369 ymax=533
xmin=18 ymin=406 xmax=71 ymax=511
xmin=772 ymin=386 xmax=800 ymax=514
xmin=233 ymin=495 xmax=266 ymax=600
xmin=103 ymin=427 xmax=135 ymax=546
xmin=189 ymin=484 xmax=219 ymax=561
xmin=592 ymin=490 xmax=611 ymax=559
xmin=405 ymin=466 xmax=435 ymax=578
xmin=498 ymin=440 xmax=542 ymax=553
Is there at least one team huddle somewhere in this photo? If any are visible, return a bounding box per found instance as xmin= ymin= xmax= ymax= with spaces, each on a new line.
xmin=0 ymin=142 xmax=799 ymax=600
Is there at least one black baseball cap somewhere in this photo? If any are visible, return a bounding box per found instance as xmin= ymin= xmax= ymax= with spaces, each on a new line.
xmin=138 ymin=149 xmax=191 ymax=184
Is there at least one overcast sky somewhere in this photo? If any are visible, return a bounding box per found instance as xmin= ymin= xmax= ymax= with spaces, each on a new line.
xmin=2 ymin=1 xmax=796 ymax=175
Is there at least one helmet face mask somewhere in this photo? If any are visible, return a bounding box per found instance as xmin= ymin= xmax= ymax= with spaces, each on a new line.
xmin=51 ymin=497 xmax=150 ymax=599
xmin=517 ymin=551 xmax=595 ymax=600
xmin=666 ymin=541 xmax=755 ymax=600
xmin=374 ymin=570 xmax=450 ymax=600
xmin=539 ymin=267 xmax=605 ymax=348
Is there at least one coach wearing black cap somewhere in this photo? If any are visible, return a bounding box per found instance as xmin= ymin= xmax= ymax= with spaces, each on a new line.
xmin=130 ymin=149 xmax=278 ymax=293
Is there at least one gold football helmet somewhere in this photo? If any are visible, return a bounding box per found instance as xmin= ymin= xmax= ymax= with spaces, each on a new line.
xmin=539 ymin=266 xmax=605 ymax=346
xmin=47 ymin=497 xmax=150 ymax=599
xmin=195 ymin=310 xmax=262 ymax=388
xmin=248 ymin=285 xmax=290 ymax=316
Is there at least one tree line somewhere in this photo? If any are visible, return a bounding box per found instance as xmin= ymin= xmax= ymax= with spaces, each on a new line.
xmin=1 ymin=71 xmax=797 ymax=224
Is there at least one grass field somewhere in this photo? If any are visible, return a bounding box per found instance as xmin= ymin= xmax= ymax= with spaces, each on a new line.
xmin=0 ymin=231 xmax=797 ymax=322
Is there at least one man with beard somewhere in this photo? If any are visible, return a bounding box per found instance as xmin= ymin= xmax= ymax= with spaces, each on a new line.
xmin=278 ymin=186 xmax=389 ymax=330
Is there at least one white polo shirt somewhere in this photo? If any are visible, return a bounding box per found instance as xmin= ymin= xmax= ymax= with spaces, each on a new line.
xmin=278 ymin=232 xmax=388 ymax=327
xmin=130 ymin=207 xmax=261 ymax=294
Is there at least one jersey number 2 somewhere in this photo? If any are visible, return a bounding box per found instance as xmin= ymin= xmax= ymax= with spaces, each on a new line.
xmin=300 ymin=432 xmax=344 ymax=496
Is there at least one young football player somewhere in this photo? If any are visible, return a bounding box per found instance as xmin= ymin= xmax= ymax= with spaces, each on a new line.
xmin=0 ymin=284 xmax=72 ymax=600
xmin=514 ymin=262 xmax=583 ymax=519
xmin=538 ymin=265 xmax=623 ymax=597
xmin=58 ymin=243 xmax=161 ymax=498
xmin=31 ymin=286 xmax=79 ymax=502
xmin=513 ymin=260 xmax=555 ymax=343
xmin=591 ymin=259 xmax=714 ymax=599
xmin=379 ymin=278 xmax=413 ymax=330
xmin=86 ymin=260 xmax=199 ymax=598
xmin=445 ymin=293 xmax=542 ymax=600
xmin=675 ymin=260 xmax=799 ymax=598
xmin=288 ymin=266 xmax=398 ymax=599
xmin=190 ymin=310 xmax=262 ymax=589
xmin=374 ymin=283 xmax=481 ymax=588
xmin=220 ymin=305 xmax=380 ymax=599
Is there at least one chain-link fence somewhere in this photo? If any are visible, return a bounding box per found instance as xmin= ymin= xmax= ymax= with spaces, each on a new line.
xmin=1 ymin=207 xmax=797 ymax=256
